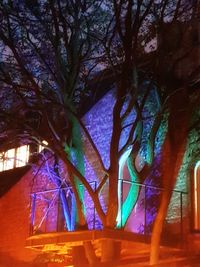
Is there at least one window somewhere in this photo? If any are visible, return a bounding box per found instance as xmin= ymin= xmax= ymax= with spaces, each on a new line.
xmin=0 ymin=145 xmax=30 ymax=171
xmin=38 ymin=140 xmax=48 ymax=153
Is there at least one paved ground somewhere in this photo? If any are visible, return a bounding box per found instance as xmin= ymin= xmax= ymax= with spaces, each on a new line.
xmin=26 ymin=230 xmax=200 ymax=266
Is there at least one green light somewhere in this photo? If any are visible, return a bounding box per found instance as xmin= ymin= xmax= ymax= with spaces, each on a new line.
xmin=69 ymin=114 xmax=86 ymax=222
xmin=146 ymin=140 xmax=153 ymax=166
xmin=116 ymin=148 xmax=139 ymax=228
xmin=116 ymin=147 xmax=132 ymax=226
xmin=63 ymin=112 xmax=86 ymax=227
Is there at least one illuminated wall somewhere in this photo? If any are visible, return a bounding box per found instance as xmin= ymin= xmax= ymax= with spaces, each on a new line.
xmin=193 ymin=161 xmax=200 ymax=231
xmin=28 ymin=86 xmax=193 ymax=234
xmin=0 ymin=87 xmax=197 ymax=267
xmin=0 ymin=167 xmax=41 ymax=266
xmin=82 ymin=85 xmax=195 ymax=234
xmin=166 ymin=127 xmax=200 ymax=226
xmin=82 ymin=89 xmax=116 ymax=228
xmin=82 ymin=88 xmax=164 ymax=232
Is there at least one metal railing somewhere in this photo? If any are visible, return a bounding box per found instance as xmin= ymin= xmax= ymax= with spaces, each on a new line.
xmin=118 ymin=180 xmax=187 ymax=243
xmin=29 ymin=180 xmax=187 ymax=242
xmin=30 ymin=181 xmax=97 ymax=235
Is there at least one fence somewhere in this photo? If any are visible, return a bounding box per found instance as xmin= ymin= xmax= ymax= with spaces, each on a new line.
xmin=30 ymin=180 xmax=187 ymax=242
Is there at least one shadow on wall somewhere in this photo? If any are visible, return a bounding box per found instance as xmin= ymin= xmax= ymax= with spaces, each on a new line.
xmin=0 ymin=252 xmax=46 ymax=267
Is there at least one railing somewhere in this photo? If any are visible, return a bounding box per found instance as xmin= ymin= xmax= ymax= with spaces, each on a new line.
xmin=30 ymin=181 xmax=98 ymax=235
xmin=29 ymin=180 xmax=187 ymax=243
xmin=118 ymin=180 xmax=187 ymax=244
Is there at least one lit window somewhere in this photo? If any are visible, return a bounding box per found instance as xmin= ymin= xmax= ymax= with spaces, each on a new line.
xmin=38 ymin=140 xmax=48 ymax=153
xmin=0 ymin=145 xmax=30 ymax=172
xmin=16 ymin=145 xmax=30 ymax=167
xmin=0 ymin=152 xmax=5 ymax=171
xmin=4 ymin=148 xmax=15 ymax=170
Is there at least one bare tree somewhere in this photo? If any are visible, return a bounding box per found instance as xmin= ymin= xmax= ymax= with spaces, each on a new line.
xmin=104 ymin=0 xmax=200 ymax=265
xmin=0 ymin=0 xmax=199 ymax=266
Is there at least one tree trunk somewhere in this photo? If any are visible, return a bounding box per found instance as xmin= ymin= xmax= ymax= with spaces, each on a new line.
xmin=106 ymin=172 xmax=119 ymax=228
xmin=82 ymin=239 xmax=121 ymax=266
xmin=72 ymin=245 xmax=88 ymax=267
xmin=101 ymin=239 xmax=121 ymax=263
xmin=150 ymin=140 xmax=187 ymax=265
xmin=150 ymin=190 xmax=172 ymax=265
xmin=83 ymin=241 xmax=99 ymax=265
xmin=150 ymin=88 xmax=190 ymax=265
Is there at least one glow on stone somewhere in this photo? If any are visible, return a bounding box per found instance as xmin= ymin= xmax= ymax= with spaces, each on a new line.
xmin=119 ymin=157 xmax=139 ymax=227
xmin=146 ymin=141 xmax=153 ymax=166
xmin=194 ymin=160 xmax=200 ymax=230
xmin=59 ymin=190 xmax=72 ymax=231
xmin=116 ymin=147 xmax=132 ymax=227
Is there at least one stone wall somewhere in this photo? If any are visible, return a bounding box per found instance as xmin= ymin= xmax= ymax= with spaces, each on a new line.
xmin=0 ymin=86 xmax=197 ymax=265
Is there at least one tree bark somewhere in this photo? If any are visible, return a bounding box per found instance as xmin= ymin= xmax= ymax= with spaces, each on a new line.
xmin=101 ymin=239 xmax=121 ymax=263
xmin=83 ymin=241 xmax=99 ymax=265
xmin=72 ymin=245 xmax=88 ymax=267
xmin=150 ymin=190 xmax=172 ymax=265
xmin=150 ymin=88 xmax=190 ymax=265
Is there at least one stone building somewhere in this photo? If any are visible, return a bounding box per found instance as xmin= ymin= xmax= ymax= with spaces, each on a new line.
xmin=0 ymin=14 xmax=200 ymax=267
xmin=0 ymin=84 xmax=199 ymax=266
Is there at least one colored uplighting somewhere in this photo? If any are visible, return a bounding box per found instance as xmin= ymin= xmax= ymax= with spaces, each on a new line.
xmin=116 ymin=147 xmax=132 ymax=227
xmin=194 ymin=161 xmax=200 ymax=230
xmin=116 ymin=147 xmax=140 ymax=228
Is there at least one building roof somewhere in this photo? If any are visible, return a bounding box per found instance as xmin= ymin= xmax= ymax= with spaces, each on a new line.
xmin=0 ymin=165 xmax=30 ymax=198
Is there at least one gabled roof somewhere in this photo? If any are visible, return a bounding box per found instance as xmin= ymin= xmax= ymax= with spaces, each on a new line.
xmin=0 ymin=165 xmax=30 ymax=198
xmin=78 ymin=68 xmax=115 ymax=116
